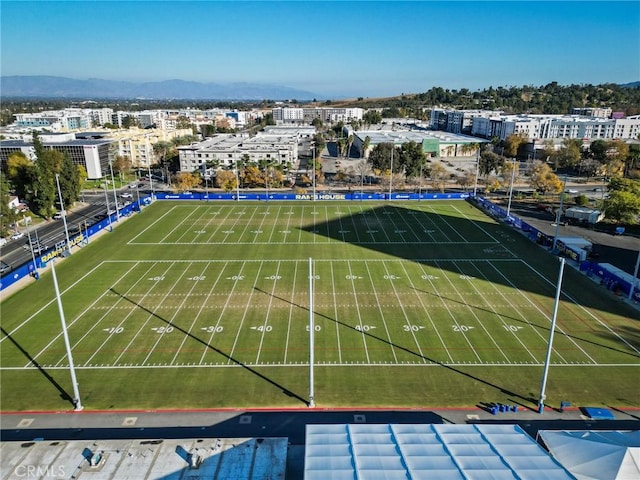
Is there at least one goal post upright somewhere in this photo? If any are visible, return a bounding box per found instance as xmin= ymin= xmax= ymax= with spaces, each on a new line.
xmin=309 ymin=257 xmax=315 ymax=407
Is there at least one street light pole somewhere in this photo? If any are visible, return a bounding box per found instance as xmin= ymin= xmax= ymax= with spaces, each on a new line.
xmin=506 ymin=159 xmax=517 ymax=217
xmin=103 ymin=180 xmax=113 ymax=232
xmin=312 ymin=142 xmax=316 ymax=202
xmin=389 ymin=145 xmax=394 ymax=199
xmin=25 ymin=217 xmax=38 ymax=274
xmin=473 ymin=148 xmax=480 ymax=197
xmin=55 ymin=174 xmax=72 ymax=256
xmin=109 ymin=160 xmax=120 ymax=222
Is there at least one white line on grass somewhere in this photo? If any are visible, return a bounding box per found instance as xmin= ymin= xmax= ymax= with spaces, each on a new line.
xmin=198 ymin=261 xmax=247 ymax=365
xmin=254 ymin=260 xmax=281 ymax=364
xmin=283 ymin=261 xmax=300 ymax=364
xmin=158 ymin=206 xmax=202 ymax=244
xmin=1 ymin=262 xmax=106 ymax=343
xmin=364 ymin=262 xmax=400 ymax=363
xmin=169 ymin=261 xmax=228 ymax=366
xmin=205 ymin=203 xmax=237 ymax=242
xmin=329 ymin=261 xmax=343 ymax=364
xmin=226 ymin=261 xmax=265 ymax=364
xmin=462 ymin=260 xmax=540 ymax=363
xmin=399 ymin=261 xmax=454 ymax=363
xmin=347 ymin=260 xmax=371 ymax=364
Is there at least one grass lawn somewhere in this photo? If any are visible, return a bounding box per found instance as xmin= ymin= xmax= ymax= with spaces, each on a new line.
xmin=1 ymin=200 xmax=638 ymax=411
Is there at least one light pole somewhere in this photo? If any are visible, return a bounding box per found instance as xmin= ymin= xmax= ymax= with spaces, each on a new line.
xmin=147 ymin=162 xmax=155 ymax=200
xmin=109 ymin=160 xmax=120 ymax=222
xmin=55 ymin=174 xmax=72 ymax=256
xmin=473 ymin=148 xmax=480 ymax=197
xmin=103 ymin=179 xmax=113 ymax=232
xmin=25 ymin=217 xmax=38 ymax=275
xmin=552 ymin=176 xmax=568 ymax=253
xmin=389 ymin=144 xmax=394 ymax=199
xmin=50 ymin=258 xmax=83 ymax=411
xmin=308 ymin=257 xmax=315 ymax=408
xmin=235 ymin=156 xmax=240 ymax=202
xmin=629 ymin=250 xmax=640 ymax=302
xmin=506 ymin=159 xmax=517 ymax=217
xmin=311 ymin=142 xmax=316 ymax=202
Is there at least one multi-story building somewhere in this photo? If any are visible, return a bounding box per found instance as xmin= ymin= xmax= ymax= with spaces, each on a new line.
xmin=0 ymin=132 xmax=112 ymax=179
xmin=178 ymin=129 xmax=304 ymax=172
xmin=472 ymin=114 xmax=640 ymax=141
xmin=105 ymin=127 xmax=194 ymax=168
xmin=571 ymin=107 xmax=613 ymax=118
xmin=272 ymin=107 xmax=364 ymax=124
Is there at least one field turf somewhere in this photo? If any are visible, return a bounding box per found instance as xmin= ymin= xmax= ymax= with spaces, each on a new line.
xmin=1 ymin=200 xmax=638 ymax=411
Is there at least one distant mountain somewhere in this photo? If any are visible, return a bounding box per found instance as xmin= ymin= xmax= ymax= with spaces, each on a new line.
xmin=620 ymin=81 xmax=640 ymax=88
xmin=0 ymin=76 xmax=321 ymax=100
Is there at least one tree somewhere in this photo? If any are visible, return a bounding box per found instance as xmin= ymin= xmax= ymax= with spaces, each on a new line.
xmin=398 ymin=141 xmax=426 ymax=179
xmin=368 ymin=142 xmax=395 ymax=171
xmin=362 ymin=136 xmax=371 ymax=159
xmin=153 ymin=141 xmax=176 ymax=185
xmin=6 ymin=151 xmax=35 ymax=201
xmin=112 ymin=154 xmax=132 ymax=175
xmin=173 ymin=172 xmax=202 ymax=192
xmin=313 ymin=133 xmax=326 ymax=159
xmin=363 ymin=110 xmax=382 ymax=125
xmin=554 ymin=139 xmax=582 ymax=169
xmin=58 ymin=154 xmax=81 ymax=208
xmin=479 ymin=150 xmax=504 ymax=179
xmin=603 ymin=190 xmax=640 ymax=224
xmin=503 ymin=134 xmax=526 ymax=157
xmin=121 ymin=115 xmax=140 ymax=129
xmin=529 ymin=161 xmax=563 ymax=195
xmin=215 ymin=170 xmax=237 ymax=192
xmin=0 ymin=175 xmax=20 ymax=238
xmin=429 ymin=162 xmax=448 ymax=193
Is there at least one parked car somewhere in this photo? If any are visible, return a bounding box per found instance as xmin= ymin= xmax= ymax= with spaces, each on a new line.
xmin=121 ymin=192 xmax=133 ymax=199
xmin=0 ymin=238 xmax=7 ymax=247
xmin=10 ymin=231 xmax=25 ymax=240
xmin=53 ymin=211 xmax=65 ymax=219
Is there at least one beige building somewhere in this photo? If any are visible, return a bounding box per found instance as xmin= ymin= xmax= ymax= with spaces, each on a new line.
xmin=107 ymin=128 xmax=193 ymax=168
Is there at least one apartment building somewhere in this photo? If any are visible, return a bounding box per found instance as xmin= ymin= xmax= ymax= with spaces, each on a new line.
xmin=106 ymin=127 xmax=194 ymax=168
xmin=272 ymin=107 xmax=364 ymax=124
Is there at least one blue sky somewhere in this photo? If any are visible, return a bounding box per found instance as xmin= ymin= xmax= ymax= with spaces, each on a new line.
xmin=1 ymin=1 xmax=638 ymax=98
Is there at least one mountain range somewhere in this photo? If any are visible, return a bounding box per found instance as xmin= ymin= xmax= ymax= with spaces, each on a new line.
xmin=0 ymin=76 xmax=321 ymax=101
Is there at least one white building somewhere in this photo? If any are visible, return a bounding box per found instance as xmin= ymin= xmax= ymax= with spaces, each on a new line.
xmin=471 ymin=114 xmax=640 ymax=141
xmin=272 ymin=107 xmax=364 ymax=124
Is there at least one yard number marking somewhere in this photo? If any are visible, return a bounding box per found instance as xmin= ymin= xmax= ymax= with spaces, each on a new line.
xmin=459 ymin=275 xmax=475 ymax=280
xmin=201 ymin=326 xmax=224 ymax=333
xmin=421 ymin=275 xmax=439 ymax=280
xmin=149 ymin=276 xmax=165 ymax=281
xmin=151 ymin=326 xmax=174 ymax=334
xmin=250 ymin=325 xmax=272 ymax=332
xmin=103 ymin=327 xmax=124 ymax=334
xmin=403 ymin=325 xmax=425 ymax=332
xmin=306 ymin=325 xmax=322 ymax=332
xmin=355 ymin=325 xmax=376 ymax=332
xmin=503 ymin=325 xmax=523 ymax=332
xmin=345 ymin=275 xmax=363 ymax=280
xmin=453 ymin=325 xmax=474 ymax=332
xmin=188 ymin=276 xmax=206 ymax=281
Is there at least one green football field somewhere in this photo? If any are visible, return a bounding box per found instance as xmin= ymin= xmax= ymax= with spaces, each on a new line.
xmin=1 ymin=200 xmax=639 ymax=411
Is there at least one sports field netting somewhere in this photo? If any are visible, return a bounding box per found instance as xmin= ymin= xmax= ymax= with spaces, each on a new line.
xmin=1 ymin=201 xmax=638 ymax=410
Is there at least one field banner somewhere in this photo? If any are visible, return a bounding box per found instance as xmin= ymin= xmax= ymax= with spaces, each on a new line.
xmin=155 ymin=192 xmax=470 ymax=201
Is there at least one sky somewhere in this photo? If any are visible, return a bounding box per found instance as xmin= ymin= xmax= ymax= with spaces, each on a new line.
xmin=1 ymin=1 xmax=639 ymax=98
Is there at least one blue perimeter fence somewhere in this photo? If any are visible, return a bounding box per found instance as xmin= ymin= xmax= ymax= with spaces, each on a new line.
xmin=3 ymin=192 xmax=637 ymax=303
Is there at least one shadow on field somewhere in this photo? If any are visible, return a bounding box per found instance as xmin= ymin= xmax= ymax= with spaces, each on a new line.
xmin=299 ymin=202 xmax=640 ymax=322
xmin=253 ymin=287 xmax=540 ymax=407
xmin=1 ymin=327 xmax=76 ymax=408
xmin=412 ymin=287 xmax=640 ymax=360
xmin=109 ymin=288 xmax=310 ymax=406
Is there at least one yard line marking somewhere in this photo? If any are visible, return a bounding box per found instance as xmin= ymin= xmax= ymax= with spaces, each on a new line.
xmin=107 ymin=263 xmax=184 ymax=366
xmin=348 ymin=260 xmax=371 ymax=364
xmin=329 ymin=261 xmax=343 ymax=364
xmin=60 ymin=263 xmax=154 ymax=366
xmin=413 ymin=206 xmax=450 ymax=242
xmin=464 ymin=261 xmax=540 ymax=363
xmin=266 ymin=205 xmax=284 ymax=244
xmin=205 ymin=204 xmax=237 ymax=242
xmin=400 ymin=262 xmax=453 ymax=363
xmin=170 ymin=262 xmax=227 ymax=366
xmin=446 ymin=260 xmax=511 ymax=362
xmin=423 ymin=204 xmax=468 ymax=242
xmin=397 ymin=207 xmax=426 ymax=242
xmin=198 ymin=261 xmax=247 ymax=364
xmin=283 ymin=261 xmax=301 ymax=364
xmin=141 ymin=262 xmax=205 ymax=366
xmin=450 ymin=203 xmax=504 ymax=244
xmin=485 ymin=261 xmax=570 ymax=363
xmin=370 ymin=207 xmax=394 ymax=243
xmin=346 ymin=205 xmax=363 ymax=243
xmin=237 ymin=206 xmax=262 ymax=242
xmin=158 ymin=205 xmax=202 ymax=243
xmin=1 ymin=262 xmax=106 ymax=343
xmin=428 ymin=262 xmax=482 ymax=362
xmin=93 ymin=262 xmax=178 ymax=365
xmin=227 ymin=261 xmax=265 ymax=364
xmin=27 ymin=262 xmax=145 ymax=368
xmin=174 ymin=205 xmax=211 ymax=243
xmin=129 ymin=205 xmax=178 ymax=243
xmin=255 ymin=261 xmax=282 ymax=364
xmin=367 ymin=261 xmax=405 ymax=363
